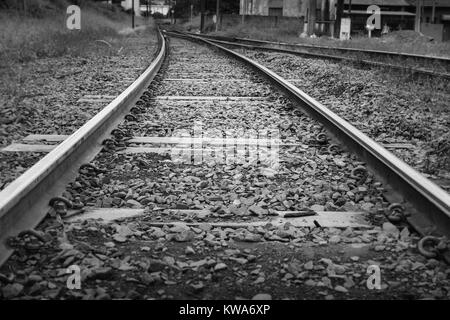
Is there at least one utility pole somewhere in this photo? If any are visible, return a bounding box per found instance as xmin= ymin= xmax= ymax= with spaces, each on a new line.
xmin=242 ymin=0 xmax=246 ymax=25
xmin=431 ymin=0 xmax=436 ymax=23
xmin=415 ymin=0 xmax=421 ymax=32
xmin=215 ymin=0 xmax=220 ymax=32
xmin=320 ymin=0 xmax=326 ymax=21
xmin=200 ymin=0 xmax=206 ymax=33
xmin=307 ymin=0 xmax=316 ymax=36
xmin=132 ymin=0 xmax=135 ymax=29
xmin=320 ymin=0 xmax=326 ymax=33
xmin=321 ymin=0 xmax=330 ymax=34
xmin=334 ymin=0 xmax=344 ymax=38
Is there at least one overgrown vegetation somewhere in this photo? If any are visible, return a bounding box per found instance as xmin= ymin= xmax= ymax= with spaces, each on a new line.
xmin=0 ymin=0 xmax=136 ymax=63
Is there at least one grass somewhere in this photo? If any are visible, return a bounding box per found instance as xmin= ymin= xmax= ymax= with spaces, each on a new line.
xmin=0 ymin=0 xmax=156 ymax=104
xmin=0 ymin=0 xmax=143 ymax=64
xmin=180 ymin=15 xmax=450 ymax=58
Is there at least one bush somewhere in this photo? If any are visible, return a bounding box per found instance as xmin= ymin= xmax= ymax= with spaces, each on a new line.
xmin=0 ymin=0 xmax=133 ymax=63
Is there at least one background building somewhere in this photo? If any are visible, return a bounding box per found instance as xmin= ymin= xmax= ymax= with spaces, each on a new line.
xmin=239 ymin=0 xmax=450 ymax=40
xmin=148 ymin=0 xmax=170 ymax=16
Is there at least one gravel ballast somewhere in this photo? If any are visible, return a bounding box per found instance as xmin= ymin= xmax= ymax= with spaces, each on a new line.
xmin=236 ymin=49 xmax=450 ymax=192
xmin=1 ymin=38 xmax=449 ymax=300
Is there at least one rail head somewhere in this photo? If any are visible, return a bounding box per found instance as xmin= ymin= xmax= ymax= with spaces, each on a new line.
xmin=166 ymin=30 xmax=450 ymax=237
xmin=0 ymin=27 xmax=167 ymax=266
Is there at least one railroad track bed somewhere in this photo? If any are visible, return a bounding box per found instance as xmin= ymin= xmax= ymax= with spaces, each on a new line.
xmin=231 ymin=48 xmax=450 ymax=192
xmin=1 ymin=37 xmax=449 ymax=300
xmin=0 ymin=27 xmax=159 ymax=191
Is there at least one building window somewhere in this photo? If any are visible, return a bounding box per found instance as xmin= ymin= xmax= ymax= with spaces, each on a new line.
xmin=268 ymin=0 xmax=283 ymax=16
xmin=269 ymin=8 xmax=283 ymax=16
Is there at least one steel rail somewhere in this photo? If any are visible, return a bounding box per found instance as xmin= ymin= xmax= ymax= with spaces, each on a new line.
xmin=236 ymin=37 xmax=450 ymax=64
xmin=175 ymin=32 xmax=449 ymax=79
xmin=0 ymin=29 xmax=167 ymax=266
xmin=206 ymin=38 xmax=450 ymax=79
xmin=180 ymin=31 xmax=450 ymax=64
xmin=165 ymin=31 xmax=450 ymax=237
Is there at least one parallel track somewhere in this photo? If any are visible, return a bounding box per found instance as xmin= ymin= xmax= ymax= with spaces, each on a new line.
xmin=176 ymin=31 xmax=450 ymax=79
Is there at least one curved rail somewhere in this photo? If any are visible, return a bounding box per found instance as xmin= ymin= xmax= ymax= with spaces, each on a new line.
xmin=165 ymin=30 xmax=450 ymax=238
xmin=176 ymin=31 xmax=449 ymax=79
xmin=0 ymin=28 xmax=167 ymax=266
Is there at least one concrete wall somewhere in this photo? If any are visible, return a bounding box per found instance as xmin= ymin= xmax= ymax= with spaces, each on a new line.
xmin=283 ymin=0 xmax=303 ymax=17
xmin=255 ymin=0 xmax=269 ymax=15
xmin=421 ymin=22 xmax=444 ymax=41
xmin=222 ymin=13 xmax=304 ymax=31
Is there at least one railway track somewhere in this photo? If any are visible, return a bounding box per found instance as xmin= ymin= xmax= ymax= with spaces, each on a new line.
xmin=175 ymin=31 xmax=450 ymax=80
xmin=0 ymin=29 xmax=449 ymax=299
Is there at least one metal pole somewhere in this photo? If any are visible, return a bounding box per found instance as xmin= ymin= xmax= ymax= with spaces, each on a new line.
xmin=322 ymin=0 xmax=329 ymax=34
xmin=321 ymin=0 xmax=326 ymax=21
xmin=334 ymin=0 xmax=344 ymax=38
xmin=422 ymin=0 xmax=425 ymax=25
xmin=242 ymin=0 xmax=246 ymax=25
xmin=348 ymin=0 xmax=352 ymax=35
xmin=432 ymin=0 xmax=436 ymax=23
xmin=415 ymin=0 xmax=421 ymax=32
xmin=308 ymin=0 xmax=316 ymax=35
xmin=132 ymin=0 xmax=135 ymax=29
xmin=215 ymin=0 xmax=220 ymax=32
xmin=200 ymin=0 xmax=205 ymax=33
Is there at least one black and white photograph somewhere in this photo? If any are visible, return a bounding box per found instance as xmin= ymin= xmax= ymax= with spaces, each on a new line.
xmin=0 ymin=0 xmax=449 ymax=306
